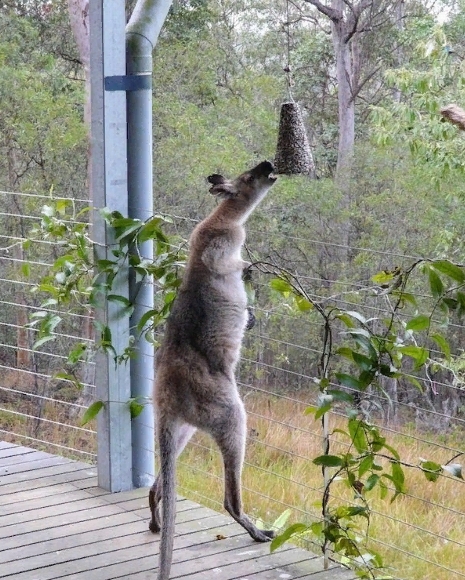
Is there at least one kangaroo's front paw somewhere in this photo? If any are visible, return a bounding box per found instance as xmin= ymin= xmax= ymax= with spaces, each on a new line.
xmin=242 ymin=263 xmax=253 ymax=281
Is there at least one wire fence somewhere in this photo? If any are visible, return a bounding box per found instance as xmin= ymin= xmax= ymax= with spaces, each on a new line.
xmin=0 ymin=189 xmax=96 ymax=461
xmin=0 ymin=188 xmax=464 ymax=580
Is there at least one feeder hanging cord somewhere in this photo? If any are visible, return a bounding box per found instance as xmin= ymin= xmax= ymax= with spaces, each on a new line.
xmin=285 ymin=0 xmax=294 ymax=102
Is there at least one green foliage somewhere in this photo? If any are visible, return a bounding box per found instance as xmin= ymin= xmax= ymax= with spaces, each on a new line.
xmin=268 ymin=258 xmax=464 ymax=577
xmin=372 ymin=24 xmax=465 ymax=189
xmin=0 ymin=8 xmax=86 ymax=193
xmin=80 ymin=400 xmax=104 ymax=427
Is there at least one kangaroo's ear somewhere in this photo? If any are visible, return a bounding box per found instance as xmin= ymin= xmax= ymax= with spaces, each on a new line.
xmin=207 ymin=174 xmax=226 ymax=185
xmin=208 ymin=182 xmax=237 ymax=199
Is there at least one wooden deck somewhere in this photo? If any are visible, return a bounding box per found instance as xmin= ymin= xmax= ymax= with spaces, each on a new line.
xmin=0 ymin=441 xmax=356 ymax=579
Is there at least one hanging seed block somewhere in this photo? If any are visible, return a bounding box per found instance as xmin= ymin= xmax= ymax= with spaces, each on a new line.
xmin=441 ymin=103 xmax=465 ymax=131
xmin=274 ymin=101 xmax=314 ymax=176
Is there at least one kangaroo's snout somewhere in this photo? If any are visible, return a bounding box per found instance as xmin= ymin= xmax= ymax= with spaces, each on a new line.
xmin=250 ymin=160 xmax=275 ymax=179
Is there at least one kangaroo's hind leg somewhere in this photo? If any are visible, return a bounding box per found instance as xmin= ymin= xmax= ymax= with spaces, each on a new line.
xmin=149 ymin=422 xmax=197 ymax=533
xmin=211 ymin=397 xmax=275 ymax=542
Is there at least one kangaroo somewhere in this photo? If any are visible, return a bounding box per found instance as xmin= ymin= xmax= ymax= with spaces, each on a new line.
xmin=149 ymin=160 xmax=277 ymax=580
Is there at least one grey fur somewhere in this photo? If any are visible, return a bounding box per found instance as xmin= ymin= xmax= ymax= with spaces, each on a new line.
xmin=149 ymin=161 xmax=277 ymax=580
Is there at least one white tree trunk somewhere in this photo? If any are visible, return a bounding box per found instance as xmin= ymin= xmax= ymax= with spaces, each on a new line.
xmin=67 ymin=0 xmax=90 ymax=127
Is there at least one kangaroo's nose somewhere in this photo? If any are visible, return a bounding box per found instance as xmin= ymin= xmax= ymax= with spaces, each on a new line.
xmin=250 ymin=160 xmax=275 ymax=177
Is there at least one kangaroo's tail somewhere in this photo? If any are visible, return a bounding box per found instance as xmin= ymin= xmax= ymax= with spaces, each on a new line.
xmin=157 ymin=421 xmax=177 ymax=580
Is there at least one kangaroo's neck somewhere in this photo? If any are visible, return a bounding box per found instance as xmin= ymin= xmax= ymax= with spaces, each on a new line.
xmin=211 ymin=195 xmax=264 ymax=226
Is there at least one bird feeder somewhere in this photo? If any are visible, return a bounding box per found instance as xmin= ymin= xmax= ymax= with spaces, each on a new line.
xmin=274 ymin=100 xmax=314 ymax=176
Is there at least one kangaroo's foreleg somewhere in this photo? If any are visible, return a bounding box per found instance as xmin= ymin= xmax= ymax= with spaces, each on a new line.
xmin=212 ymin=400 xmax=275 ymax=542
xmin=149 ymin=422 xmax=196 ymax=533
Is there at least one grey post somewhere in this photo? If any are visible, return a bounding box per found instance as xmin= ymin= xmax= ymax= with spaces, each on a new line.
xmin=126 ymin=0 xmax=173 ymax=488
xmin=90 ymin=0 xmax=133 ymax=492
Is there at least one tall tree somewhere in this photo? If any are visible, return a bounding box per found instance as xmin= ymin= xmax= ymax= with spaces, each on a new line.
xmin=300 ymin=0 xmax=398 ymax=183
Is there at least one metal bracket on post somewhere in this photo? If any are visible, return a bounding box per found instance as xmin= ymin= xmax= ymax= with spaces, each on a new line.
xmin=104 ymin=75 xmax=152 ymax=92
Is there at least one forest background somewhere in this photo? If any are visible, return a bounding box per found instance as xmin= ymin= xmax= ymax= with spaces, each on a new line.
xmin=1 ymin=1 xmax=465 ymax=579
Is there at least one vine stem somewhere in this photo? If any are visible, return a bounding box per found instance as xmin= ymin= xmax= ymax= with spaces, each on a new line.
xmin=320 ymin=317 xmax=332 ymax=569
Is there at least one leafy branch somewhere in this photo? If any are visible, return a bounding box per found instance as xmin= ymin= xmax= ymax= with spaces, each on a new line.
xmin=22 ymin=198 xmax=186 ymax=423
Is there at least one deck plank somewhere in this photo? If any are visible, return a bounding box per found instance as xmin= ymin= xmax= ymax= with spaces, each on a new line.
xmin=0 ymin=445 xmax=37 ymax=459
xmin=0 ymin=442 xmax=356 ymax=580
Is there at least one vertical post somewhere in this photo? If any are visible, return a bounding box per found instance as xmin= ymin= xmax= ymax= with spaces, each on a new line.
xmin=90 ymin=0 xmax=132 ymax=492
xmin=126 ymin=32 xmax=156 ymax=488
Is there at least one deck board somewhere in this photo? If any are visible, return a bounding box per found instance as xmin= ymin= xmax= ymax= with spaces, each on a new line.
xmin=0 ymin=442 xmax=356 ymax=579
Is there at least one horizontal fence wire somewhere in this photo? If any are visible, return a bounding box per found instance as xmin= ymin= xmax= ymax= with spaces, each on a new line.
xmin=1 ymin=191 xmax=464 ymax=580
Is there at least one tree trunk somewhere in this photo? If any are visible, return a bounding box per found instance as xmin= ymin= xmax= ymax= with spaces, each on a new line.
xmin=67 ymin=0 xmax=90 ymax=128
xmin=331 ymin=2 xmax=355 ymax=186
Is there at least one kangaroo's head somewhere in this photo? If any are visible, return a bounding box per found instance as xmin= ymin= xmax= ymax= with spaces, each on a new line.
xmin=207 ymin=161 xmax=277 ymax=202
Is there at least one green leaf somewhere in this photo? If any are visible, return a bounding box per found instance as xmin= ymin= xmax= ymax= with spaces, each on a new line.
xmin=358 ymin=455 xmax=373 ymax=477
xmin=432 ymin=260 xmax=465 ymax=283
xmin=107 ymin=294 xmax=132 ymax=307
xmin=335 ymin=313 xmax=355 ymax=328
xmin=431 ymin=333 xmax=451 ymax=360
xmin=380 ymin=441 xmax=400 ymax=461
xmin=33 ymin=335 xmax=56 ymax=349
xmin=271 ymin=509 xmax=292 ymax=530
xmin=335 ymin=373 xmax=362 ymax=390
xmin=138 ymin=217 xmax=164 ymax=242
xmin=314 ymin=403 xmax=332 ymax=420
xmin=457 ymin=292 xmax=465 ymax=317
xmin=396 ymin=292 xmax=417 ymax=307
xmin=398 ymin=345 xmax=428 ymax=369
xmin=378 ymin=477 xmax=388 ymax=500
xmin=352 ymin=352 xmax=374 ymax=371
xmin=348 ymin=418 xmax=368 ymax=453
xmin=372 ymin=271 xmax=395 ymax=285
xmin=428 ymin=268 xmax=444 ymax=298
xmin=137 ymin=308 xmax=160 ymax=331
xmin=67 ymin=343 xmax=87 ymax=364
xmin=327 ymin=390 xmax=354 ymax=404
xmin=390 ymin=462 xmax=406 ymax=494
xmin=270 ymin=277 xmax=293 ymax=296
xmin=270 ymin=523 xmax=309 ymax=552
xmin=313 ymin=455 xmax=345 ymax=467
xmin=345 ymin=311 xmax=368 ymax=324
xmin=80 ymin=400 xmax=105 ymax=426
xmin=101 ymin=325 xmax=112 ymax=344
xmin=420 ymin=460 xmax=442 ymax=482
xmin=365 ymin=474 xmax=379 ymax=491
xmin=336 ymin=346 xmax=355 ymax=360
xmin=21 ymin=262 xmax=31 ymax=277
xmin=348 ymin=332 xmax=378 ymax=359
xmin=406 ymin=315 xmax=430 ymax=332
xmin=405 ymin=375 xmax=423 ymax=391
xmin=129 ymin=399 xmax=145 ymax=419
xmin=334 ymin=505 xmax=369 ymax=519
xmin=294 ymin=295 xmax=313 ymax=312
